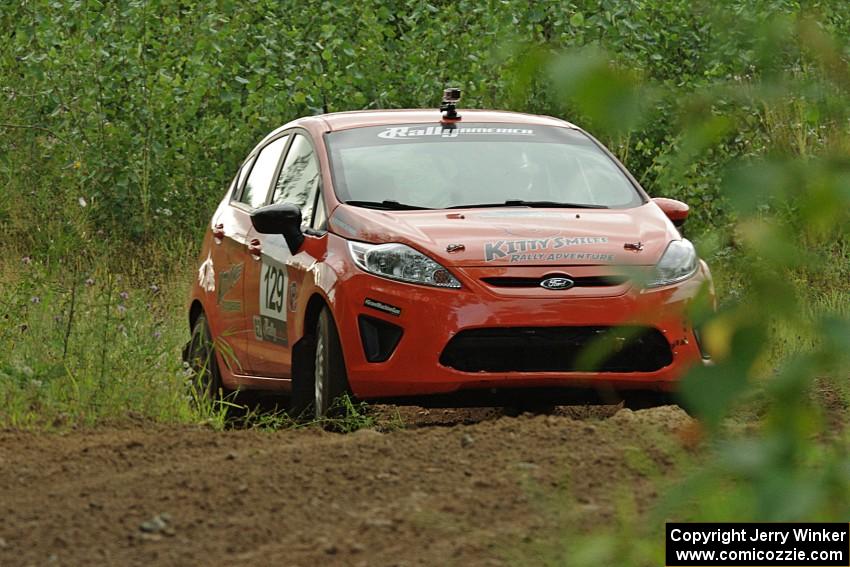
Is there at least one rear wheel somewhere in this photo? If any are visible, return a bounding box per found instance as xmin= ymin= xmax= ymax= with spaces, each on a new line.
xmin=184 ymin=313 xmax=225 ymax=403
xmin=292 ymin=306 xmax=351 ymax=419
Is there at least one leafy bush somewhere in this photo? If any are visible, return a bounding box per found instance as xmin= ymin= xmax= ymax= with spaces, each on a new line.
xmin=6 ymin=0 xmax=850 ymax=257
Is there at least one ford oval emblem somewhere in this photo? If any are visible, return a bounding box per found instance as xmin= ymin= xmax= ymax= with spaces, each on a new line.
xmin=540 ymin=277 xmax=575 ymax=290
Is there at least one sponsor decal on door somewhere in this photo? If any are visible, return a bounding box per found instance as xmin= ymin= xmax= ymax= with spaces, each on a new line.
xmin=217 ymin=263 xmax=243 ymax=311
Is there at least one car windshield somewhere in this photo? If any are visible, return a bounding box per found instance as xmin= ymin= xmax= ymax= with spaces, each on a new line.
xmin=325 ymin=123 xmax=644 ymax=210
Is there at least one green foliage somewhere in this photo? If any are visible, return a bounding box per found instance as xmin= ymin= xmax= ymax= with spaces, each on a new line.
xmin=0 ymin=254 xmax=194 ymax=426
xmin=545 ymin=23 xmax=850 ymax=524
xmin=526 ymin=5 xmax=850 ymax=560
xmin=7 ymin=0 xmax=850 ymax=257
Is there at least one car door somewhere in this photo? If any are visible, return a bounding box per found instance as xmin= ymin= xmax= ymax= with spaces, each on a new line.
xmin=244 ymin=132 xmax=322 ymax=378
xmin=207 ymin=155 xmax=257 ymax=374
xmin=221 ymin=133 xmax=290 ymax=376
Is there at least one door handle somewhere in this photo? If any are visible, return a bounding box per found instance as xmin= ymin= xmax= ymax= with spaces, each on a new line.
xmin=212 ymin=223 xmax=226 ymax=240
xmin=248 ymin=238 xmax=262 ymax=259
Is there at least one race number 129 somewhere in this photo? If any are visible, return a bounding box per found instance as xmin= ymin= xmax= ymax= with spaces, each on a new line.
xmin=260 ymin=260 xmax=286 ymax=321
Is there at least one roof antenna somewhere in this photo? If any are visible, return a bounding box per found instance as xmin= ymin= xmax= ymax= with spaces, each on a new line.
xmin=440 ymin=87 xmax=462 ymax=121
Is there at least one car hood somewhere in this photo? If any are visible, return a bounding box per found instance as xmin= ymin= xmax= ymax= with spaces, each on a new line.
xmin=328 ymin=202 xmax=679 ymax=267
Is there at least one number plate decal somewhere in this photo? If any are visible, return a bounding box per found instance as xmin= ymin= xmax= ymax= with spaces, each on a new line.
xmin=256 ymin=257 xmax=288 ymax=345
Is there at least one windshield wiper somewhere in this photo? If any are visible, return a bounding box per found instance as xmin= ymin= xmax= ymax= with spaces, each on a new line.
xmin=344 ymin=200 xmax=433 ymax=211
xmin=448 ymin=200 xmax=609 ymax=210
xmin=505 ymin=200 xmax=609 ymax=209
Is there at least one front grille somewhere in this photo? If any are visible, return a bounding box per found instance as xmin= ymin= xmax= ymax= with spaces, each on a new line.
xmin=481 ymin=274 xmax=628 ymax=288
xmin=440 ymin=326 xmax=672 ymax=373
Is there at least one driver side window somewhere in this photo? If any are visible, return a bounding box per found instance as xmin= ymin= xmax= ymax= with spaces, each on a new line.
xmin=239 ymin=135 xmax=289 ymax=208
xmin=272 ymin=133 xmax=320 ymax=227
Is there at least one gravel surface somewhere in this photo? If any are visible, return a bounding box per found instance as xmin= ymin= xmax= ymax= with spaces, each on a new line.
xmin=0 ymin=404 xmax=695 ymax=566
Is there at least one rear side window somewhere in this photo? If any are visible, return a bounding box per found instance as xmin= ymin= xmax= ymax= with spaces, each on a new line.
xmin=239 ymin=135 xmax=289 ymax=208
xmin=272 ymin=134 xmax=320 ymax=226
xmin=231 ymin=154 xmax=256 ymax=198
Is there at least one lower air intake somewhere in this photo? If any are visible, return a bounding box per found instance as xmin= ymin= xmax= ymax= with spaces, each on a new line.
xmin=358 ymin=315 xmax=403 ymax=363
xmin=439 ymin=326 xmax=672 ymax=373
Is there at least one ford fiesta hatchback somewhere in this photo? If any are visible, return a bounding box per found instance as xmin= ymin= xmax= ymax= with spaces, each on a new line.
xmin=184 ymin=89 xmax=714 ymax=418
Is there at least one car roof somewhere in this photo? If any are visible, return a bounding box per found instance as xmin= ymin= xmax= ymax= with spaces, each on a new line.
xmin=260 ymin=109 xmax=579 ymax=145
xmin=316 ymin=109 xmax=578 ymax=131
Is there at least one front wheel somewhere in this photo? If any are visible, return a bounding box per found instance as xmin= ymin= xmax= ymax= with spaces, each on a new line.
xmin=622 ymin=390 xmax=678 ymax=410
xmin=292 ymin=307 xmax=351 ymax=419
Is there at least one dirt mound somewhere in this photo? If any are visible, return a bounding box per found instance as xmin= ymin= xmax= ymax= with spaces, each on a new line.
xmin=0 ymin=405 xmax=694 ymax=566
xmin=369 ymin=403 xmax=625 ymax=429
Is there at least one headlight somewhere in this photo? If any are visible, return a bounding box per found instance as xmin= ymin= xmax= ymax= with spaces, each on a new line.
xmin=646 ymin=239 xmax=698 ymax=288
xmin=348 ymin=242 xmax=462 ymax=288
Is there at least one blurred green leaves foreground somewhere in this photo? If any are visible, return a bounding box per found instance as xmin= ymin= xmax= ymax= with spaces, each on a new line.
xmin=546 ymin=13 xmax=850 ymax=521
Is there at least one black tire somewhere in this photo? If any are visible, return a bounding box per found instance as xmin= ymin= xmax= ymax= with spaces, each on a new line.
xmin=291 ymin=307 xmax=351 ymax=419
xmin=622 ymin=390 xmax=677 ymax=410
xmin=184 ymin=313 xmax=225 ymax=403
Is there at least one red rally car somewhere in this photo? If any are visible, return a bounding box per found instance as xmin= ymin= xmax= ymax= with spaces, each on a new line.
xmin=184 ymin=89 xmax=715 ymax=418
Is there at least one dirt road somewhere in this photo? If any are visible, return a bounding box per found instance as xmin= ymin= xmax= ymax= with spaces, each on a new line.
xmin=0 ymin=405 xmax=695 ymax=566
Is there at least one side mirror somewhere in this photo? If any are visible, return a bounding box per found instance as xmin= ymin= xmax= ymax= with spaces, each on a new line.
xmin=250 ymin=203 xmax=304 ymax=254
xmin=652 ymin=197 xmax=689 ymax=227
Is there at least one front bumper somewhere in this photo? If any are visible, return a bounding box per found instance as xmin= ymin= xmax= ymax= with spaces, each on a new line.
xmin=332 ymin=262 xmax=713 ymax=399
